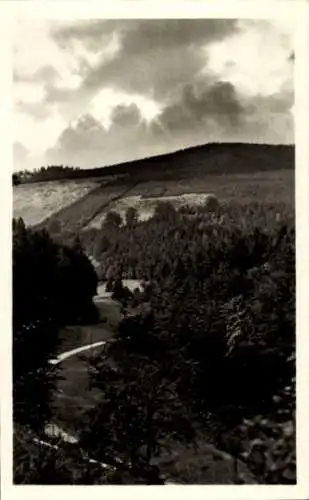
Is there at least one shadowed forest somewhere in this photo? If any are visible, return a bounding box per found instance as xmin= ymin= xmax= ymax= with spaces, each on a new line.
xmin=13 ymin=179 xmax=295 ymax=483
xmin=13 ymin=142 xmax=293 ymax=185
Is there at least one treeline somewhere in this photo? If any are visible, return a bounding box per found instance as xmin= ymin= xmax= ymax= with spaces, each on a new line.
xmin=13 ymin=166 xmax=82 ymax=185
xmin=13 ymin=143 xmax=294 ymax=186
xmin=70 ymin=200 xmax=294 ymax=283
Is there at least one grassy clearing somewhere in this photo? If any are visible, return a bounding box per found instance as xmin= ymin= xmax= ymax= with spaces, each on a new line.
xmin=13 ymin=179 xmax=100 ymax=226
xmin=50 ymin=295 xmax=122 ymax=438
xmin=43 ymin=168 xmax=294 ymax=236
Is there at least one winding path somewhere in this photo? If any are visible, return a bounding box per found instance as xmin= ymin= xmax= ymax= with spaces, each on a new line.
xmin=49 ymin=340 xmax=108 ymax=365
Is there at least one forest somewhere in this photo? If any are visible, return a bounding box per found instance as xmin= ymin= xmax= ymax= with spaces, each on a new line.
xmin=13 ymin=197 xmax=295 ymax=484
xmin=13 ymin=166 xmax=83 ymax=185
xmin=12 ymin=142 xmax=294 ymax=186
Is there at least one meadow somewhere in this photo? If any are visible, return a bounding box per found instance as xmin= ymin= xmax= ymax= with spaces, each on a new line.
xmin=13 ymin=179 xmax=100 ymax=226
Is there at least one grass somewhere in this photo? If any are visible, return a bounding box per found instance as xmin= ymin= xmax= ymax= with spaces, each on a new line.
xmin=50 ymin=297 xmax=122 ymax=438
xmin=13 ymin=179 xmax=100 ymax=226
xmin=14 ymin=168 xmax=294 ymax=235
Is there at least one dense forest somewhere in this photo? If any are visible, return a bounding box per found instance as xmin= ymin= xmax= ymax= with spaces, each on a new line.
xmin=13 ymin=142 xmax=294 ymax=185
xmin=80 ymin=200 xmax=295 ymax=483
xmin=13 ymin=197 xmax=295 ymax=484
xmin=13 ymin=166 xmax=82 ymax=185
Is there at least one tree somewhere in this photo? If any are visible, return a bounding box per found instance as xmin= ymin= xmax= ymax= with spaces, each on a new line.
xmin=125 ymin=206 xmax=138 ymax=227
xmin=13 ymin=218 xmax=99 ymax=430
xmin=13 ymin=173 xmax=21 ymax=185
xmin=94 ymin=234 xmax=110 ymax=258
xmin=111 ymin=279 xmax=132 ymax=306
xmin=81 ymin=334 xmax=195 ymax=483
xmin=153 ymin=201 xmax=177 ymax=222
xmin=104 ymin=210 xmax=122 ymax=229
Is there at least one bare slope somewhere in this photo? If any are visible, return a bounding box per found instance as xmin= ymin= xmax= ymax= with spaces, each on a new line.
xmin=13 ymin=179 xmax=100 ymax=226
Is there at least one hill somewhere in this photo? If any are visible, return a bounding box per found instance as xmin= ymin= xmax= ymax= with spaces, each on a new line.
xmin=89 ymin=142 xmax=294 ymax=182
xmin=13 ymin=142 xmax=294 ymax=233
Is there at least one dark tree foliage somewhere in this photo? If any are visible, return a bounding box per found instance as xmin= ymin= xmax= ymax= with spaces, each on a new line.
xmin=13 ymin=198 xmax=295 ymax=484
xmin=13 ymin=173 xmax=21 ymax=185
xmin=125 ymin=206 xmax=139 ymax=227
xmin=81 ymin=331 xmax=193 ymax=484
xmin=111 ymin=279 xmax=133 ymax=306
xmin=13 ymin=144 xmax=293 ymax=186
xmin=13 ymin=217 xmax=99 ymax=432
xmin=104 ymin=210 xmax=123 ymax=230
xmin=13 ymin=424 xmax=118 ymax=484
xmin=13 ymin=166 xmax=82 ymax=184
xmin=78 ymin=201 xmax=295 ymax=483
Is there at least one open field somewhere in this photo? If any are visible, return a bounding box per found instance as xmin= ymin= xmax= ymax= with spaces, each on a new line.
xmin=13 ymin=179 xmax=101 ymax=226
xmin=14 ymin=168 xmax=294 ymax=233
xmin=88 ymin=169 xmax=294 ymax=227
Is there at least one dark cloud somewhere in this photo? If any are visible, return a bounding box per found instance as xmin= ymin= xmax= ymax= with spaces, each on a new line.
xmin=15 ymin=19 xmax=294 ymax=169
xmin=51 ymin=20 xmax=238 ymax=100
xmin=150 ymin=78 xmax=293 ymax=146
xmin=241 ymin=91 xmax=294 ymax=143
xmin=53 ymin=19 xmax=237 ymax=51
xmin=245 ymin=90 xmax=293 ymax=116
xmin=111 ymin=103 xmax=141 ymax=128
xmin=158 ymin=80 xmax=244 ymax=133
xmin=46 ymin=77 xmax=294 ymax=169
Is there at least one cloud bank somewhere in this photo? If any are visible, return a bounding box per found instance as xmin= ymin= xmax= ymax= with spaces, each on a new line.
xmin=14 ymin=18 xmax=294 ymax=170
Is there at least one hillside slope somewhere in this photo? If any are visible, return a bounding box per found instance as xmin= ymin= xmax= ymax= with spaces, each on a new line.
xmin=13 ymin=179 xmax=100 ymax=226
xmin=13 ymin=143 xmax=294 ymax=231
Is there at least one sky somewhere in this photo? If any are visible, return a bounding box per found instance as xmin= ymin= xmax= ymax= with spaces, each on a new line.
xmin=13 ymin=18 xmax=294 ymax=171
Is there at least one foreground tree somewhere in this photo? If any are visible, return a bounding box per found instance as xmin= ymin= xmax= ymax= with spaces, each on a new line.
xmin=81 ymin=319 xmax=195 ymax=483
xmin=13 ymin=218 xmax=98 ymax=433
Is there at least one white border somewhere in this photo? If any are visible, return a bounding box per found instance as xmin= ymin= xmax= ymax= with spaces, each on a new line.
xmin=1 ymin=2 xmax=309 ymax=499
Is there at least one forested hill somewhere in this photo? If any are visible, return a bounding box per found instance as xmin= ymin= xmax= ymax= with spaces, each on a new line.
xmin=14 ymin=143 xmax=294 ymax=185
xmin=95 ymin=143 xmax=294 ymax=181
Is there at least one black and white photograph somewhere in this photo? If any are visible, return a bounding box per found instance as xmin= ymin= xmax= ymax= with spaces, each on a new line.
xmin=4 ymin=1 xmax=308 ymax=492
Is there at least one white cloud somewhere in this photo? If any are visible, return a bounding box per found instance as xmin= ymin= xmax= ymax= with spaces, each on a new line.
xmin=206 ymin=20 xmax=294 ymax=97
xmin=14 ymin=82 xmax=45 ymax=103
xmin=90 ymin=88 xmax=162 ymax=128
xmin=13 ymin=18 xmax=294 ymax=169
xmin=14 ymin=19 xmax=78 ymax=81
xmin=16 ymin=111 xmax=66 ymax=155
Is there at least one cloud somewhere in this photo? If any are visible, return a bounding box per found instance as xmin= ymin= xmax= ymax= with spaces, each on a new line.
xmin=51 ymin=19 xmax=238 ymax=100
xmin=14 ymin=18 xmax=294 ymax=169
xmin=206 ymin=20 xmax=294 ymax=97
xmin=241 ymin=90 xmax=294 ymax=143
xmin=157 ymin=80 xmax=243 ymax=134
xmin=46 ymin=104 xmax=155 ymax=167
xmin=14 ymin=142 xmax=29 ymax=162
xmin=152 ymin=77 xmax=293 ymax=145
xmin=53 ymin=19 xmax=237 ymax=52
xmin=14 ymin=142 xmax=30 ymax=171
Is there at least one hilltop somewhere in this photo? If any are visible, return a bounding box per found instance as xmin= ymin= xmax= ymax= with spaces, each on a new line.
xmin=14 ymin=142 xmax=294 ymax=184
